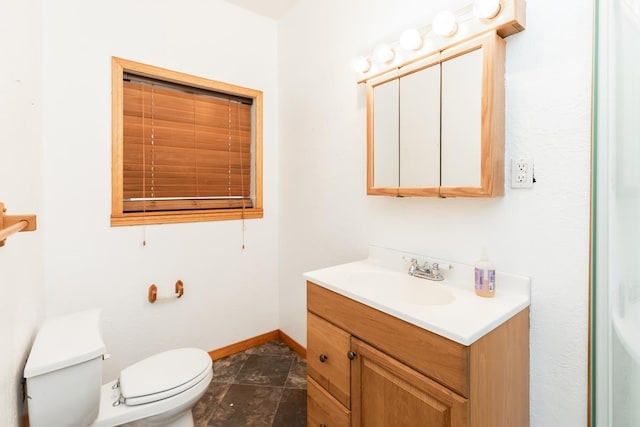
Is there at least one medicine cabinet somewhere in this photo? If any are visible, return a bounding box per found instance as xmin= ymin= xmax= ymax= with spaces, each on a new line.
xmin=366 ymin=30 xmax=505 ymax=197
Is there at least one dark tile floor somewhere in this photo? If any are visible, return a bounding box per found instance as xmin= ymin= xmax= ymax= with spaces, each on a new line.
xmin=193 ymin=340 xmax=307 ymax=427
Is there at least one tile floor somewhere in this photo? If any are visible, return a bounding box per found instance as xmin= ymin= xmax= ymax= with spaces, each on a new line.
xmin=193 ymin=340 xmax=307 ymax=427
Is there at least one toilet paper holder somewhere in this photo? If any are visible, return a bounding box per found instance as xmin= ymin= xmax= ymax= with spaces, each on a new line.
xmin=148 ymin=280 xmax=184 ymax=303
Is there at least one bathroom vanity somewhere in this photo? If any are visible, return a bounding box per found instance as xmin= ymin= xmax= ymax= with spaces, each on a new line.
xmin=304 ymin=251 xmax=530 ymax=427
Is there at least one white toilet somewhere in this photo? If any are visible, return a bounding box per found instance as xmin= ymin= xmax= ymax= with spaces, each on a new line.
xmin=23 ymin=309 xmax=213 ymax=427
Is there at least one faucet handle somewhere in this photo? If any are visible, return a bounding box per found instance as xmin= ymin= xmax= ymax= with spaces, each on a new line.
xmin=407 ymin=258 xmax=418 ymax=275
xmin=432 ymin=261 xmax=452 ymax=270
xmin=432 ymin=263 xmax=440 ymax=275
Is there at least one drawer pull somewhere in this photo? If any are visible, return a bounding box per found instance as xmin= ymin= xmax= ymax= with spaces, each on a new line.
xmin=319 ymin=354 xmax=328 ymax=363
xmin=347 ymin=350 xmax=357 ymax=360
xmin=320 ymin=424 xmax=327 ymax=427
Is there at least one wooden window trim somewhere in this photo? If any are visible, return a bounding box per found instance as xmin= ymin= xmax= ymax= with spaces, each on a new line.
xmin=111 ymin=57 xmax=263 ymax=226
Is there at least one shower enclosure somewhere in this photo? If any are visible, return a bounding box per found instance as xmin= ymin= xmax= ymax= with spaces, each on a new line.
xmin=592 ymin=0 xmax=640 ymax=425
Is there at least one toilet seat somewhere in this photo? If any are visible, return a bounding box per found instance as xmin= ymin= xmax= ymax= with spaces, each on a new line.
xmin=119 ymin=347 xmax=212 ymax=406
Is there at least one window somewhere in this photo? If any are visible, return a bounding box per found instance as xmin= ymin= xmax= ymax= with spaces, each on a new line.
xmin=111 ymin=57 xmax=263 ymax=226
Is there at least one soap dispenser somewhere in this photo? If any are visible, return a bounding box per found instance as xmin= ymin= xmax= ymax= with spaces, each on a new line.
xmin=474 ymin=249 xmax=495 ymax=297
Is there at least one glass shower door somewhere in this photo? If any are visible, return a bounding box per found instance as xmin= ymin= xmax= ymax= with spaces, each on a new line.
xmin=593 ymin=0 xmax=640 ymax=425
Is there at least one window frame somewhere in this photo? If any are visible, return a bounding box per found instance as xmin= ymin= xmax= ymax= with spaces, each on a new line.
xmin=111 ymin=57 xmax=263 ymax=226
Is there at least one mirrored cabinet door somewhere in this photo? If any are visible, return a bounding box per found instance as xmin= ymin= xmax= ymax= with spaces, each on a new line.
xmin=439 ymin=31 xmax=505 ymax=197
xmin=399 ymin=58 xmax=441 ymax=195
xmin=371 ymin=77 xmax=399 ymax=191
xmin=441 ymin=48 xmax=482 ymax=188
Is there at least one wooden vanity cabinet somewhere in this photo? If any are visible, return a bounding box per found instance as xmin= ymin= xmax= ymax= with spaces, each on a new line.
xmin=307 ymin=281 xmax=529 ymax=427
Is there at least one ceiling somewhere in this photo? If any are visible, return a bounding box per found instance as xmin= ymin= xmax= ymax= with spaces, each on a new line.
xmin=223 ymin=0 xmax=298 ymax=20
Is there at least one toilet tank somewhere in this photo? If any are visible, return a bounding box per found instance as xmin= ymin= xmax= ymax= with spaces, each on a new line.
xmin=24 ymin=309 xmax=106 ymax=427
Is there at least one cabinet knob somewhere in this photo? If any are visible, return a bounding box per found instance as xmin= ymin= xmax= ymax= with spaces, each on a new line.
xmin=319 ymin=354 xmax=328 ymax=363
xmin=347 ymin=351 xmax=357 ymax=360
xmin=320 ymin=424 xmax=327 ymax=427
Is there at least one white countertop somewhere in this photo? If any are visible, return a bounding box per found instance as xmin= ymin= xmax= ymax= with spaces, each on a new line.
xmin=304 ymin=247 xmax=531 ymax=346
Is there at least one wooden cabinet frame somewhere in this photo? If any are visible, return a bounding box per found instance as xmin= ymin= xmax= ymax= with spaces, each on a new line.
xmin=366 ymin=31 xmax=505 ymax=198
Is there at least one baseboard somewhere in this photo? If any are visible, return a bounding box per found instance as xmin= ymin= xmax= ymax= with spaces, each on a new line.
xmin=278 ymin=330 xmax=307 ymax=358
xmin=208 ymin=330 xmax=279 ymax=360
xmin=208 ymin=329 xmax=306 ymax=360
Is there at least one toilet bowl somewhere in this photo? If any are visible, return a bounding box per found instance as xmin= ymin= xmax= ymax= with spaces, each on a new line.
xmin=24 ymin=310 xmax=212 ymax=427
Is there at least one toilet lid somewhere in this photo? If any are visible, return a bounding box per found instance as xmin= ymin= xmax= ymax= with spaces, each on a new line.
xmin=119 ymin=347 xmax=212 ymax=406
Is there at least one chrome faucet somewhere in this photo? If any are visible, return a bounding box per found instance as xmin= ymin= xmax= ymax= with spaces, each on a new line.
xmin=407 ymin=258 xmax=444 ymax=281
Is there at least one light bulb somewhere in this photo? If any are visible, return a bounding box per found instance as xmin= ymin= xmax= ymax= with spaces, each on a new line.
xmin=373 ymin=44 xmax=395 ymax=64
xmin=400 ymin=28 xmax=423 ymax=51
xmin=474 ymin=0 xmax=501 ymax=19
xmin=351 ymin=56 xmax=372 ymax=73
xmin=432 ymin=10 xmax=458 ymax=37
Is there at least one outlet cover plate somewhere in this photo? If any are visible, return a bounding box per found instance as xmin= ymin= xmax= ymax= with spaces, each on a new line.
xmin=511 ymin=158 xmax=534 ymax=188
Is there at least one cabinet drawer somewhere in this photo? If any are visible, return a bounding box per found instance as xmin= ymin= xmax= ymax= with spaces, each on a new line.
xmin=308 ymin=312 xmax=351 ymax=408
xmin=308 ymin=377 xmax=350 ymax=427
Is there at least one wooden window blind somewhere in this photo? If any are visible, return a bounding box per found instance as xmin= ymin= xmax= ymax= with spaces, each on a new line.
xmin=122 ymin=74 xmax=253 ymax=213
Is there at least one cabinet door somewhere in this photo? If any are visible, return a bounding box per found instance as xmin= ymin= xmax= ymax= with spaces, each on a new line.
xmin=440 ymin=31 xmax=505 ymax=197
xmin=399 ymin=59 xmax=441 ymax=194
xmin=351 ymin=338 xmax=468 ymax=427
xmin=308 ymin=376 xmax=351 ymax=427
xmin=307 ymin=312 xmax=351 ymax=408
xmin=370 ymin=75 xmax=399 ymax=193
xmin=441 ymin=48 xmax=482 ymax=188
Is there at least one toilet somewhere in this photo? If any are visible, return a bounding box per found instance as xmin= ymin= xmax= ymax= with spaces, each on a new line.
xmin=23 ymin=309 xmax=213 ymax=427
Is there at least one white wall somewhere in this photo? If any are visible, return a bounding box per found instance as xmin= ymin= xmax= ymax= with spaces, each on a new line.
xmin=278 ymin=0 xmax=593 ymax=426
xmin=0 ymin=1 xmax=45 ymax=425
xmin=41 ymin=0 xmax=280 ymax=380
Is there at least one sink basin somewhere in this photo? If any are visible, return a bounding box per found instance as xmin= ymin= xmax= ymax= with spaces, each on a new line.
xmin=347 ymin=270 xmax=455 ymax=306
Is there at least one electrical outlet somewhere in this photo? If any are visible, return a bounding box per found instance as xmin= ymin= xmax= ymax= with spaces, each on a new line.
xmin=511 ymin=158 xmax=534 ymax=188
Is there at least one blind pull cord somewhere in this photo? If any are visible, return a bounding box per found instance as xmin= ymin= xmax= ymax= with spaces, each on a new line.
xmin=142 ymin=85 xmax=147 ymax=247
xmin=228 ymin=102 xmax=247 ymax=250
xmin=238 ymin=102 xmax=247 ymax=250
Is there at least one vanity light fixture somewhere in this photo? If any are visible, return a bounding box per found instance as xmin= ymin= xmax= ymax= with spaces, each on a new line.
xmin=399 ymin=28 xmax=423 ymax=51
xmin=432 ymin=10 xmax=458 ymax=37
xmin=352 ymin=0 xmax=525 ymax=79
xmin=373 ymin=43 xmax=395 ymax=64
xmin=351 ymin=56 xmax=372 ymax=73
xmin=474 ymin=0 xmax=502 ymax=19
